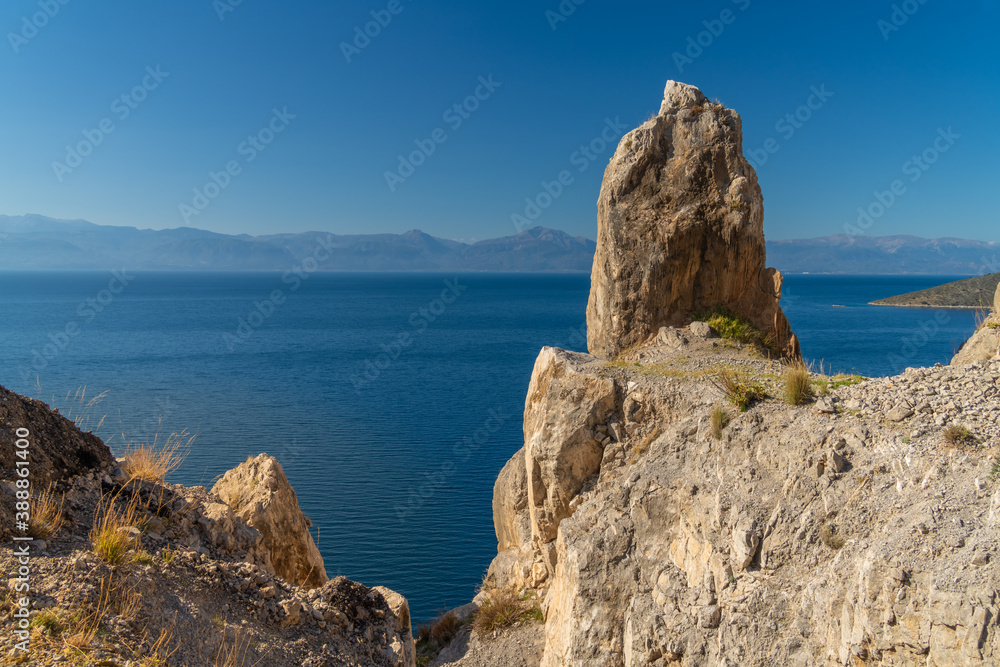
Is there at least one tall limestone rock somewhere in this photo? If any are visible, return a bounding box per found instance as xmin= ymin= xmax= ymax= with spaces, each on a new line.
xmin=952 ymin=281 xmax=1000 ymax=365
xmin=213 ymin=454 xmax=329 ymax=589
xmin=587 ymin=81 xmax=798 ymax=359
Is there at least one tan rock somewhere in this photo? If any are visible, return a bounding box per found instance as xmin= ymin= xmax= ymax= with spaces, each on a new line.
xmin=373 ymin=586 xmax=416 ymax=667
xmin=586 ymin=80 xmax=798 ymax=359
xmin=213 ymin=454 xmax=328 ymax=589
xmin=524 ymin=348 xmax=619 ymax=554
xmin=493 ymin=447 xmax=532 ymax=553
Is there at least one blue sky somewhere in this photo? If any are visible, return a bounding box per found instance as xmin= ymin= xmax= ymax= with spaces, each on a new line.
xmin=1 ymin=0 xmax=997 ymax=242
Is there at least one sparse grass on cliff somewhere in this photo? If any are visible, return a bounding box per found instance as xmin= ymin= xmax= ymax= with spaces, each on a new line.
xmin=91 ymin=492 xmax=144 ymax=566
xmin=120 ymin=425 xmax=194 ymax=484
xmin=782 ymin=361 xmax=813 ymax=406
xmin=27 ymin=484 xmax=65 ymax=540
xmin=416 ymin=611 xmax=462 ymax=664
xmin=943 ymin=424 xmax=976 ymax=447
xmin=710 ymin=405 xmax=729 ymax=439
xmin=715 ymin=369 xmax=767 ymax=412
xmin=695 ymin=306 xmax=775 ymax=354
xmin=473 ymin=588 xmax=543 ymax=637
xmin=819 ymin=522 xmax=845 ymax=550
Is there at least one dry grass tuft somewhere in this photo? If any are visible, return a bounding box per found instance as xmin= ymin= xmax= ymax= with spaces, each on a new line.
xmin=715 ymin=369 xmax=767 ymax=412
xmin=214 ymin=626 xmax=269 ymax=667
xmin=473 ymin=588 xmax=543 ymax=637
xmin=819 ymin=522 xmax=845 ymax=550
xmin=942 ymin=424 xmax=976 ymax=447
xmin=53 ymin=386 xmax=108 ymax=434
xmin=120 ymin=424 xmax=194 ymax=484
xmin=710 ymin=405 xmax=729 ymax=439
xmin=782 ymin=361 xmax=814 ymax=406
xmin=27 ymin=484 xmax=65 ymax=540
xmin=90 ymin=492 xmax=144 ymax=566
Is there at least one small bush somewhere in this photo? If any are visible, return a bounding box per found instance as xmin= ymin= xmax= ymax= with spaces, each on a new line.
xmin=695 ymin=306 xmax=774 ymax=353
xmin=27 ymin=485 xmax=65 ymax=540
xmin=91 ymin=493 xmax=143 ymax=566
xmin=727 ymin=197 xmax=747 ymax=212
xmin=120 ymin=426 xmax=194 ymax=484
xmin=716 ymin=369 xmax=767 ymax=412
xmin=943 ymin=425 xmax=975 ymax=447
xmin=782 ymin=361 xmax=813 ymax=406
xmin=819 ymin=522 xmax=845 ymax=550
xmin=710 ymin=405 xmax=729 ymax=439
xmin=473 ymin=588 xmax=542 ymax=637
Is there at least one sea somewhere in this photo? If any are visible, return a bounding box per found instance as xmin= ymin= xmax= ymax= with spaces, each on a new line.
xmin=0 ymin=271 xmax=981 ymax=622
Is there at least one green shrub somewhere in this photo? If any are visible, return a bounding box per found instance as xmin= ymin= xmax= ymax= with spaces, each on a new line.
xmin=716 ymin=369 xmax=767 ymax=412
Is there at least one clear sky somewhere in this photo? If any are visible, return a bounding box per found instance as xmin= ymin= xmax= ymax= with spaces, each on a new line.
xmin=1 ymin=0 xmax=997 ymax=242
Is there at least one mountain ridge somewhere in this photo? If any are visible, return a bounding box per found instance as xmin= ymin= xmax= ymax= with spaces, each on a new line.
xmin=2 ymin=215 xmax=998 ymax=274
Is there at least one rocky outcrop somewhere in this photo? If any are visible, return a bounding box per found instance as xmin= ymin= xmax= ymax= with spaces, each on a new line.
xmin=0 ymin=388 xmax=414 ymax=666
xmin=213 ymin=453 xmax=328 ymax=589
xmin=484 ymin=332 xmax=1000 ymax=666
xmin=952 ymin=282 xmax=1000 ymax=365
xmin=586 ymin=81 xmax=798 ymax=359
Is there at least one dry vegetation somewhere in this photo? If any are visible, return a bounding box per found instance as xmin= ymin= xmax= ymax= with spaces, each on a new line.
xmin=27 ymin=485 xmax=65 ymax=540
xmin=715 ymin=368 xmax=767 ymax=412
xmin=120 ymin=425 xmax=194 ymax=484
xmin=472 ymin=588 xmax=543 ymax=637
xmin=90 ymin=491 xmax=145 ymax=566
xmin=782 ymin=361 xmax=813 ymax=406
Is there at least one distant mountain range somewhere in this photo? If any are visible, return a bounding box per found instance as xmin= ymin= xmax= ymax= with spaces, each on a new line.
xmin=0 ymin=215 xmax=595 ymax=272
xmin=766 ymin=235 xmax=1000 ymax=275
xmin=1 ymin=216 xmax=997 ymax=275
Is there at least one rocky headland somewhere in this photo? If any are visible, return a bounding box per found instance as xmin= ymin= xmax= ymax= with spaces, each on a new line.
xmin=433 ymin=82 xmax=1000 ymax=666
xmin=870 ymin=273 xmax=1000 ymax=309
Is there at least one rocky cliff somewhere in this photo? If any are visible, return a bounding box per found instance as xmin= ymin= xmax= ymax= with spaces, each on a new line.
xmin=587 ymin=81 xmax=798 ymax=359
xmin=952 ymin=282 xmax=1000 ymax=366
xmin=443 ymin=82 xmax=1000 ymax=667
xmin=481 ymin=333 xmax=999 ymax=666
xmin=0 ymin=388 xmax=415 ymax=666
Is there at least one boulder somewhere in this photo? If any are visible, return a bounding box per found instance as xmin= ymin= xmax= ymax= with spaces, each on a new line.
xmin=586 ymin=81 xmax=799 ymax=359
xmin=493 ymin=447 xmax=532 ymax=553
xmin=213 ymin=454 xmax=328 ymax=589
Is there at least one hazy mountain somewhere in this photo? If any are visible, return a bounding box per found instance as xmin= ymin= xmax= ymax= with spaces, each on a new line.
xmin=766 ymin=235 xmax=1000 ymax=275
xmin=3 ymin=216 xmax=996 ymax=274
xmin=0 ymin=215 xmax=595 ymax=272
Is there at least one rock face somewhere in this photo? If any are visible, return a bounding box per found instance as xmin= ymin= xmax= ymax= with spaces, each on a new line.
xmin=0 ymin=385 xmax=116 ymax=487
xmin=586 ymin=81 xmax=798 ymax=359
xmin=484 ymin=331 xmax=999 ymax=666
xmin=952 ymin=282 xmax=1000 ymax=365
xmin=213 ymin=454 xmax=329 ymax=589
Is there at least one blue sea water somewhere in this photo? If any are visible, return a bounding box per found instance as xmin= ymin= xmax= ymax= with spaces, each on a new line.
xmin=0 ymin=271 xmax=980 ymax=621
